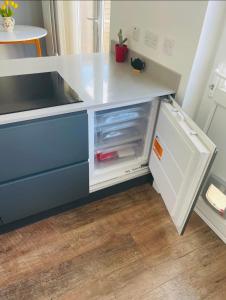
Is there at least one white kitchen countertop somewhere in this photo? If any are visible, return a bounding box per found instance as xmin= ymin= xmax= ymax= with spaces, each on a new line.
xmin=0 ymin=53 xmax=174 ymax=124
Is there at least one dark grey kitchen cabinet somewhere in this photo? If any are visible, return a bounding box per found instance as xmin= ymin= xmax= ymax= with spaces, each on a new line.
xmin=0 ymin=111 xmax=89 ymax=225
xmin=0 ymin=111 xmax=88 ymax=183
xmin=0 ymin=162 xmax=89 ymax=224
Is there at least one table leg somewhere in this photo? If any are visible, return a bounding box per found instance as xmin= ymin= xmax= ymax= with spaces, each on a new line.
xmin=34 ymin=39 xmax=42 ymax=57
xmin=0 ymin=39 xmax=43 ymax=57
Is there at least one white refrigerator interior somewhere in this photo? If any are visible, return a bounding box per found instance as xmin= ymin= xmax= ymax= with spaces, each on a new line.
xmin=89 ymin=99 xmax=157 ymax=191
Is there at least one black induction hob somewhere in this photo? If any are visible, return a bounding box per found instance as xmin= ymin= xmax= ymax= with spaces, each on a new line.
xmin=0 ymin=72 xmax=83 ymax=115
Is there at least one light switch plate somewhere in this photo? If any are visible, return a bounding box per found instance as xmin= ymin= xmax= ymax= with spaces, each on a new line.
xmin=132 ymin=27 xmax=140 ymax=42
xmin=163 ymin=38 xmax=175 ymax=56
xmin=144 ymin=30 xmax=158 ymax=49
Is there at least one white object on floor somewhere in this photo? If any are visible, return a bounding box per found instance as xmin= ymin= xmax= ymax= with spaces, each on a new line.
xmin=206 ymin=184 xmax=226 ymax=217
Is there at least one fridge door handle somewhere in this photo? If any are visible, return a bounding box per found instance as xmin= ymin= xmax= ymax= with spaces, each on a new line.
xmin=167 ymin=102 xmax=198 ymax=137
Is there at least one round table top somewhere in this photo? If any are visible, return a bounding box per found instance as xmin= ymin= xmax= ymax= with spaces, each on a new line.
xmin=0 ymin=25 xmax=47 ymax=42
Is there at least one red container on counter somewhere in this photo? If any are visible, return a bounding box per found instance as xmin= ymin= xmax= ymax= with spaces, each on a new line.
xmin=115 ymin=44 xmax=128 ymax=62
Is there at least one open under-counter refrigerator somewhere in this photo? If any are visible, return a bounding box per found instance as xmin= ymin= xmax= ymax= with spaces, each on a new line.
xmin=88 ymin=97 xmax=217 ymax=235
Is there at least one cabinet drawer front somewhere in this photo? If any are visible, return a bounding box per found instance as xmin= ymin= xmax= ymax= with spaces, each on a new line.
xmin=0 ymin=112 xmax=88 ymax=183
xmin=0 ymin=162 xmax=89 ymax=224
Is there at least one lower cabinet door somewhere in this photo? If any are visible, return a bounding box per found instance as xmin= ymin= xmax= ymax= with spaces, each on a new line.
xmin=0 ymin=162 xmax=89 ymax=224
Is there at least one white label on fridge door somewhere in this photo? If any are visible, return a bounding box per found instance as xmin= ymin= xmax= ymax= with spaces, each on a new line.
xmin=149 ymin=99 xmax=216 ymax=234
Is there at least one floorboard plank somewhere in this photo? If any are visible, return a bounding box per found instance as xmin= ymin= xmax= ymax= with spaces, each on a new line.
xmin=0 ymin=184 xmax=225 ymax=300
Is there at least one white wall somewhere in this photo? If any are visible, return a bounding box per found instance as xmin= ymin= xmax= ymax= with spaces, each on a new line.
xmin=0 ymin=0 xmax=45 ymax=59
xmin=194 ymin=16 xmax=226 ymax=185
xmin=182 ymin=1 xmax=226 ymax=119
xmin=110 ymin=0 xmax=207 ymax=102
xmin=196 ymin=17 xmax=226 ymax=129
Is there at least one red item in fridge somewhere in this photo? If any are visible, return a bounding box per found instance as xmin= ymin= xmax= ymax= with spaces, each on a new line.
xmin=96 ymin=151 xmax=118 ymax=161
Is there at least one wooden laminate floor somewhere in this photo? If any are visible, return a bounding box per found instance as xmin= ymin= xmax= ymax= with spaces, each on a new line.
xmin=0 ymin=183 xmax=225 ymax=300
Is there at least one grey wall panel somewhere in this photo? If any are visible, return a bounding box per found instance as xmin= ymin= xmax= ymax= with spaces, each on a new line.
xmin=0 ymin=112 xmax=88 ymax=183
xmin=0 ymin=162 xmax=89 ymax=224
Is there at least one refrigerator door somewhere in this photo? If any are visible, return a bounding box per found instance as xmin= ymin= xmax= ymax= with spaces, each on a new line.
xmin=149 ymin=98 xmax=217 ymax=234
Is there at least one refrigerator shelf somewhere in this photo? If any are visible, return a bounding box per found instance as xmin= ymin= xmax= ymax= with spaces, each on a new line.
xmin=94 ymin=154 xmax=141 ymax=171
xmin=95 ymin=135 xmax=144 ymax=151
xmin=96 ymin=107 xmax=145 ymax=126
xmin=95 ymin=142 xmax=142 ymax=163
xmin=92 ymin=101 xmax=152 ymax=174
xmin=95 ymin=120 xmax=141 ymax=133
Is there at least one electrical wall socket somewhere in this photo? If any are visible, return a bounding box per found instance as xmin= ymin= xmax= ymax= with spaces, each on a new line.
xmin=163 ymin=38 xmax=175 ymax=56
xmin=144 ymin=30 xmax=159 ymax=50
xmin=132 ymin=27 xmax=140 ymax=42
